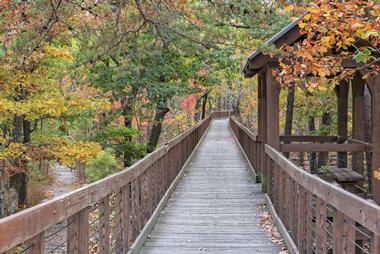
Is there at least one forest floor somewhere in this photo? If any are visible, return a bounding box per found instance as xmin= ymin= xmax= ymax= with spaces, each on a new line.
xmin=47 ymin=163 xmax=77 ymax=199
xmin=42 ymin=164 xmax=77 ymax=253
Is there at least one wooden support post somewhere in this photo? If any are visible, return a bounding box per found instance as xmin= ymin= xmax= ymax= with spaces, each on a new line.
xmin=335 ymin=81 xmax=349 ymax=168
xmin=370 ymin=74 xmax=380 ymax=204
xmin=259 ymin=71 xmax=268 ymax=192
xmin=67 ymin=208 xmax=89 ymax=254
xmin=27 ymin=232 xmax=44 ymax=254
xmin=266 ymin=67 xmax=280 ymax=201
xmin=123 ymin=184 xmax=131 ymax=251
xmin=115 ymin=184 xmax=131 ymax=253
xmin=333 ymin=210 xmax=344 ymax=254
xmin=343 ymin=216 xmax=356 ymax=253
xmin=115 ymin=189 xmax=123 ymax=252
xmin=99 ymin=196 xmax=110 ymax=254
xmin=315 ymin=198 xmax=327 ymax=253
xmin=372 ymin=234 xmax=380 ymax=254
xmin=257 ymin=74 xmax=262 ymax=181
xmin=352 ymin=74 xmax=365 ymax=175
xmin=131 ymin=177 xmax=141 ymax=241
xmin=297 ymin=185 xmax=306 ymax=253
xmin=305 ymin=192 xmax=314 ymax=254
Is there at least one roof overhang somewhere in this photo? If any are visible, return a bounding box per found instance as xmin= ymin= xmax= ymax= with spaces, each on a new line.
xmin=243 ymin=17 xmax=303 ymax=78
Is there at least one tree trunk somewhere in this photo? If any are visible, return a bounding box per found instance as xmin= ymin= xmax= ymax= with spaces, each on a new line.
xmin=201 ymin=92 xmax=209 ymax=120
xmin=335 ymin=82 xmax=349 ymax=168
xmin=194 ymin=96 xmax=202 ymax=121
xmin=23 ymin=119 xmax=31 ymax=143
xmin=9 ymin=116 xmax=28 ymax=207
xmin=122 ymin=89 xmax=137 ymax=167
xmin=318 ymin=112 xmax=332 ymax=168
xmin=285 ymin=86 xmax=295 ymax=137
xmin=284 ymin=86 xmax=295 ymax=158
xmin=0 ymin=160 xmax=5 ymax=218
xmin=308 ymin=116 xmax=317 ymax=173
xmin=147 ymin=107 xmax=170 ymax=153
xmin=122 ymin=102 xmax=133 ymax=167
xmin=11 ymin=116 xmax=23 ymax=143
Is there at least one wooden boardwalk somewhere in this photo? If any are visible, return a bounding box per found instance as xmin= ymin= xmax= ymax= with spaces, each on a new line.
xmin=139 ymin=119 xmax=282 ymax=254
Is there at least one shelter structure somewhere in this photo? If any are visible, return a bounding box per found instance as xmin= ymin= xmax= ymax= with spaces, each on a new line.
xmin=243 ymin=18 xmax=380 ymax=205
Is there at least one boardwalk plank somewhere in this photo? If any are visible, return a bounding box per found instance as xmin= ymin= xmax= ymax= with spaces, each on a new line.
xmin=138 ymin=119 xmax=282 ymax=254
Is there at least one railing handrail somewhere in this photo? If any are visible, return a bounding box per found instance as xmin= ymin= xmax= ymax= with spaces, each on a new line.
xmin=265 ymin=144 xmax=380 ymax=236
xmin=230 ymin=116 xmax=258 ymax=141
xmin=0 ymin=115 xmax=213 ymax=253
xmin=279 ymin=135 xmax=338 ymax=143
xmin=279 ymin=143 xmax=367 ymax=152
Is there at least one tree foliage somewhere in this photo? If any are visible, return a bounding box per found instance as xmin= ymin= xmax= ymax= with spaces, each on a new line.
xmin=277 ymin=0 xmax=380 ymax=89
xmin=0 ymin=0 xmax=292 ymax=211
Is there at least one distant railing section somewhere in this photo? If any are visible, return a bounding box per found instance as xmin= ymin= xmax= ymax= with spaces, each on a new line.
xmin=0 ymin=115 xmax=215 ymax=254
xmin=210 ymin=110 xmax=232 ymax=119
xmin=229 ymin=117 xmax=261 ymax=181
xmin=230 ymin=117 xmax=380 ymax=254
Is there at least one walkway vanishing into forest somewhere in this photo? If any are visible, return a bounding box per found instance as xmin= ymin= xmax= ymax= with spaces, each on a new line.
xmin=2 ymin=112 xmax=380 ymax=254
xmin=138 ymin=119 xmax=281 ymax=254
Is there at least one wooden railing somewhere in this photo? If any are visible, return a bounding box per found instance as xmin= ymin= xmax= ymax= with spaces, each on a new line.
xmin=231 ymin=118 xmax=380 ymax=254
xmin=210 ymin=110 xmax=232 ymax=119
xmin=229 ymin=117 xmax=261 ymax=181
xmin=0 ymin=116 xmax=213 ymax=254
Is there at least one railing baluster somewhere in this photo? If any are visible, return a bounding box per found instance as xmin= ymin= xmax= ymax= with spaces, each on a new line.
xmin=297 ymin=184 xmax=306 ymax=253
xmin=131 ymin=177 xmax=141 ymax=241
xmin=122 ymin=184 xmax=131 ymax=252
xmin=343 ymin=216 xmax=356 ymax=254
xmin=289 ymin=178 xmax=296 ymax=240
xmin=67 ymin=208 xmax=89 ymax=254
xmin=283 ymin=175 xmax=290 ymax=229
xmin=147 ymin=168 xmax=154 ymax=219
xmin=305 ymin=192 xmax=313 ymax=254
xmin=26 ymin=232 xmax=44 ymax=254
xmin=372 ymin=233 xmax=380 ymax=253
xmin=99 ymin=196 xmax=110 ymax=254
xmin=115 ymin=189 xmax=123 ymax=253
xmin=140 ymin=171 xmax=148 ymax=225
xmin=315 ymin=197 xmax=327 ymax=253
xmin=333 ymin=209 xmax=344 ymax=254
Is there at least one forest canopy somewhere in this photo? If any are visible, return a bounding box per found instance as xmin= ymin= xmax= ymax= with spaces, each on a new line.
xmin=1 ymin=0 xmax=378 ymax=216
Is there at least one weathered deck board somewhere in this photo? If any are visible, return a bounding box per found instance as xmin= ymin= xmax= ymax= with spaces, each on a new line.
xmin=138 ymin=119 xmax=282 ymax=254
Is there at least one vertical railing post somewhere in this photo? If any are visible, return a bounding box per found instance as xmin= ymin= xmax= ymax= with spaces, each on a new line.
xmin=335 ymin=80 xmax=349 ymax=168
xmin=115 ymin=186 xmax=130 ymax=253
xmin=122 ymin=184 xmax=131 ymax=252
xmin=297 ymin=184 xmax=306 ymax=253
xmin=343 ymin=216 xmax=356 ymax=253
xmin=315 ymin=198 xmax=327 ymax=253
xmin=67 ymin=208 xmax=89 ymax=254
xmin=266 ymin=67 xmax=280 ymax=197
xmin=27 ymin=232 xmax=44 ymax=254
xmin=258 ymin=71 xmax=268 ymax=193
xmin=372 ymin=234 xmax=380 ymax=254
xmin=333 ymin=209 xmax=344 ymax=254
xmin=305 ymin=192 xmax=313 ymax=254
xmin=352 ymin=73 xmax=365 ymax=176
xmin=131 ymin=177 xmax=141 ymax=241
xmin=99 ymin=196 xmax=110 ymax=254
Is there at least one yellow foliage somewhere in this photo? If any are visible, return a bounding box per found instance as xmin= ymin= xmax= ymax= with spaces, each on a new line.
xmin=284 ymin=5 xmax=294 ymax=13
xmin=44 ymin=45 xmax=74 ymax=63
xmin=0 ymin=143 xmax=29 ymax=161
xmin=46 ymin=139 xmax=103 ymax=167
